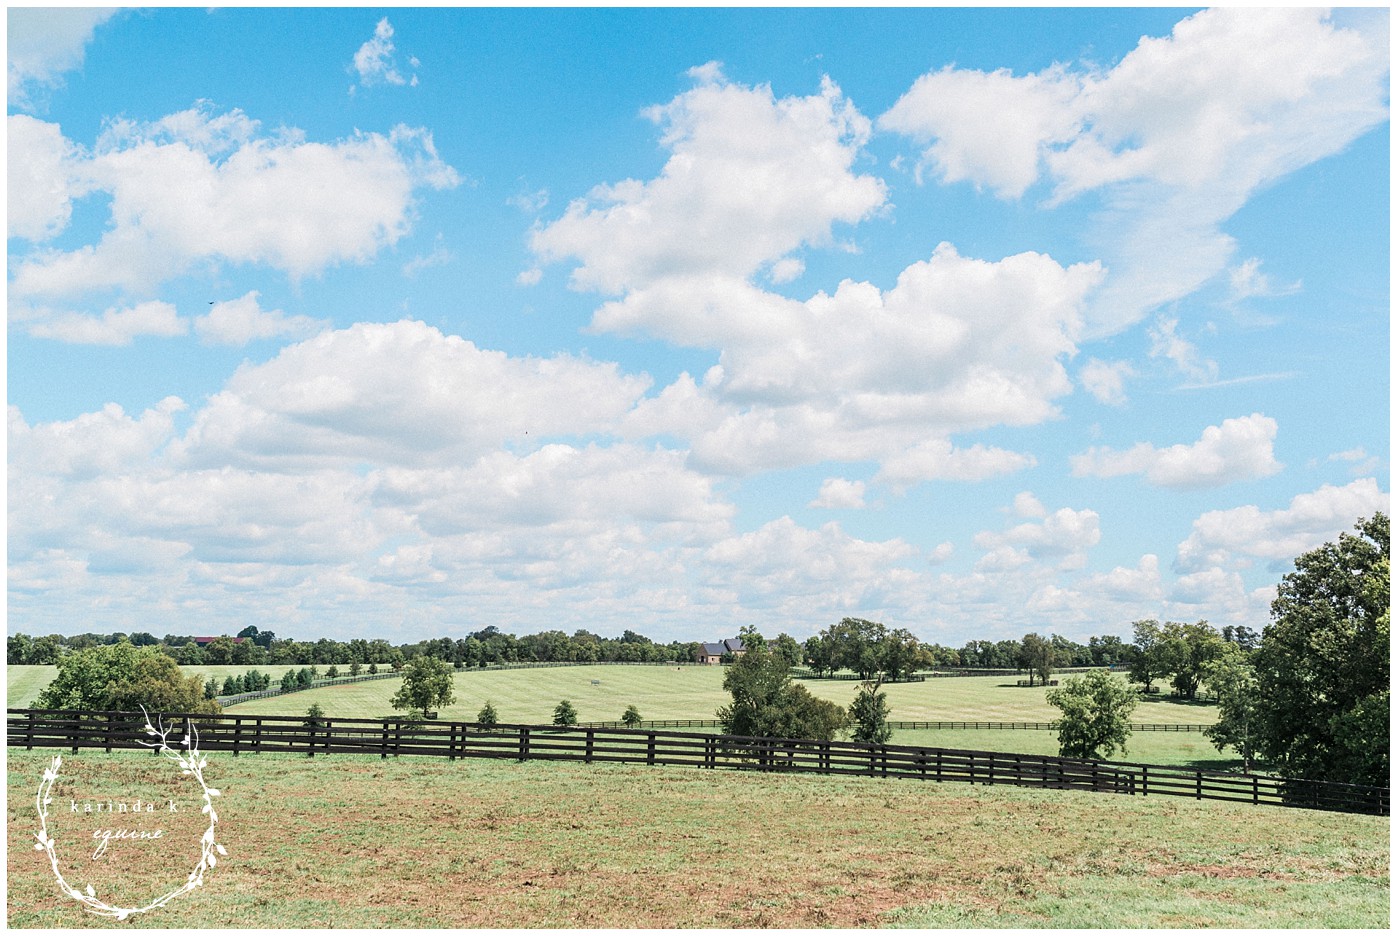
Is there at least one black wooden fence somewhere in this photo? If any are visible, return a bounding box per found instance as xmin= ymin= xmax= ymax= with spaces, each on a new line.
xmin=577 ymin=718 xmax=1208 ymax=732
xmin=8 ymin=708 xmax=1385 ymax=816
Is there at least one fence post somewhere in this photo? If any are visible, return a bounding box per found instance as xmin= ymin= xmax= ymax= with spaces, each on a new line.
xmin=935 ymin=750 xmax=942 ymax=782
xmin=27 ymin=710 xmax=36 ymax=750
xmin=647 ymin=732 xmax=656 ymax=766
xmin=586 ymin=729 xmax=594 ymax=764
xmin=381 ymin=720 xmax=389 ymax=759
xmin=1141 ymin=764 xmax=1148 ymax=796
xmin=519 ymin=726 xmax=530 ymax=761
xmin=106 ymin=711 xmax=115 ymax=754
xmin=1252 ymin=774 xmax=1259 ymax=805
xmin=987 ymin=752 xmax=995 ymax=786
xmin=1196 ymin=770 xmax=1203 ymax=800
xmin=232 ymin=716 xmax=241 ymax=757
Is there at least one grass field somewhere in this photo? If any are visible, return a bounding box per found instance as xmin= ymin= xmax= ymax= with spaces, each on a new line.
xmin=6 ymin=666 xmax=277 ymax=709
xmin=6 ymin=748 xmax=1387 ymax=928
xmin=7 ymin=663 xmax=1232 ymax=769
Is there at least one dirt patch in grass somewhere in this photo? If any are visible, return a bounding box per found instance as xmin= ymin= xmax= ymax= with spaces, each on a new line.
xmin=7 ymin=749 xmax=1388 ymax=928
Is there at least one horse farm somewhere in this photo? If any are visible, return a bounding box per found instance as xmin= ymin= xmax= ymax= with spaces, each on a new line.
xmin=6 ymin=662 xmax=1389 ymax=928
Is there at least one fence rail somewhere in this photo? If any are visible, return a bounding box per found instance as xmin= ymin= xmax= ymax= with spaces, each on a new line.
xmin=7 ymin=709 xmax=1384 ymax=816
xmin=578 ymin=719 xmax=1208 ymax=732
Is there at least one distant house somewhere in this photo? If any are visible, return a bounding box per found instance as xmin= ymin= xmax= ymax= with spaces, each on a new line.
xmin=192 ymin=636 xmax=246 ymax=646
xmin=697 ymin=637 xmax=746 ymax=665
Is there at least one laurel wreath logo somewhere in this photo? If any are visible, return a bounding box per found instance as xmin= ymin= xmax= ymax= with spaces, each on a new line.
xmin=33 ymin=709 xmax=227 ymax=920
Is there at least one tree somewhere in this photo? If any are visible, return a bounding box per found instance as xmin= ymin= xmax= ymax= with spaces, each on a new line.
xmin=1252 ymin=513 xmax=1389 ymax=788
xmin=621 ymin=704 xmax=643 ymax=728
xmin=390 ymin=655 xmax=456 ymax=718
xmin=204 ymin=676 xmax=220 ymax=700
xmin=36 ymin=642 xmax=217 ymax=714
xmin=305 ymin=702 xmax=325 ymax=725
xmin=849 ymin=678 xmax=892 ymax=744
xmin=1155 ymin=620 xmax=1225 ymax=699
xmin=771 ymin=633 xmax=804 ymax=668
xmin=349 ymin=661 xmax=362 ymax=677
xmin=280 ymin=670 xmax=299 ymax=692
xmin=1046 ymin=670 xmax=1137 ymax=760
xmin=1201 ymin=644 xmax=1262 ymax=771
xmin=553 ymin=699 xmax=578 ymax=726
xmin=1017 ymin=632 xmax=1055 ymax=686
xmin=1128 ymin=619 xmax=1167 ymax=693
xmin=716 ymin=634 xmax=846 ymax=741
xmin=326 ymin=665 xmax=339 ymax=679
xmin=803 ymin=634 xmax=835 ymax=676
xmin=477 ymin=700 xmax=499 ymax=726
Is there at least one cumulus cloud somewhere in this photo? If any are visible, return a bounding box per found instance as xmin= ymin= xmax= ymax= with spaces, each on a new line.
xmin=8 ymin=8 xmax=118 ymax=109
xmin=23 ymin=300 xmax=187 ymax=345
xmin=1175 ymin=477 xmax=1390 ymax=573
xmin=352 ymin=18 xmax=418 ymax=91
xmin=195 ymin=292 xmax=328 ymax=346
xmin=8 ymin=115 xmax=81 ymax=240
xmin=880 ymin=8 xmax=1389 ymax=332
xmin=622 ymin=244 xmax=1101 ymax=478
xmin=810 ymin=477 xmax=866 ymax=509
xmin=175 ymin=320 xmax=652 ymax=471
xmin=879 ymin=64 xmax=1084 ymax=198
xmin=1071 ymin=413 xmax=1282 ymax=489
xmin=974 ymin=504 xmax=1101 ymax=570
xmin=8 ymin=105 xmax=459 ymax=301
xmin=531 ymin=65 xmax=886 ymax=304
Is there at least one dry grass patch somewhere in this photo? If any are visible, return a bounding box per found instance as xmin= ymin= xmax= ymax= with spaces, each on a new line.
xmin=7 ymin=748 xmax=1387 ymax=928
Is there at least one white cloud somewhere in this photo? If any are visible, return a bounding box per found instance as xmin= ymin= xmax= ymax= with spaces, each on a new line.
xmin=24 ymin=300 xmax=187 ymax=345
xmin=1328 ymin=447 xmax=1380 ymax=477
xmin=195 ymin=292 xmax=327 ymax=347
xmin=626 ymin=245 xmax=1101 ymax=478
xmin=880 ymin=8 xmax=1389 ymax=333
xmin=927 ymin=541 xmax=955 ymax=564
xmin=175 ymin=320 xmax=652 ymax=471
xmin=1012 ymin=491 xmax=1047 ymax=519
xmin=8 ymin=115 xmax=82 ymax=240
xmin=1079 ymin=554 xmax=1164 ymax=603
xmin=875 ymin=438 xmax=1035 ymax=492
xmin=1175 ymin=477 xmax=1390 ymax=573
xmin=352 ymin=18 xmax=418 ymax=91
xmin=1071 ymin=413 xmax=1282 ymax=489
xmin=401 ymin=236 xmax=453 ymax=278
xmin=974 ymin=505 xmax=1101 ymax=570
xmin=810 ymin=477 xmax=866 ymax=509
xmin=879 ymin=64 xmax=1083 ymax=198
xmin=768 ymin=257 xmax=806 ymax=285
xmin=1078 ymin=358 xmax=1134 ymax=407
xmin=531 ymin=66 xmax=886 ymax=301
xmin=8 ymin=8 xmax=118 ymax=109
xmin=8 ymin=105 xmax=459 ymax=301
xmin=1148 ymin=315 xmax=1217 ymax=383
xmin=1229 ymin=257 xmax=1301 ymax=303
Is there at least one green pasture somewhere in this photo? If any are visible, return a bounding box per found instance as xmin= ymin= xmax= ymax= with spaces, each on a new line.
xmin=6 ymin=748 xmax=1387 ymax=928
xmin=7 ymin=664 xmax=1231 ymax=768
xmin=6 ymin=665 xmax=272 ymax=709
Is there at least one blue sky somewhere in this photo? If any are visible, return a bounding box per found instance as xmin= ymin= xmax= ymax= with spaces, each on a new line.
xmin=7 ymin=7 xmax=1390 ymax=646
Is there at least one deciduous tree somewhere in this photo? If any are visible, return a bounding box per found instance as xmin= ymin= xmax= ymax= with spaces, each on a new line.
xmin=1046 ymin=670 xmax=1137 ymax=760
xmin=390 ymin=655 xmax=456 ymax=718
xmin=849 ymin=678 xmax=892 ymax=744
xmin=1252 ymin=513 xmax=1389 ymax=787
